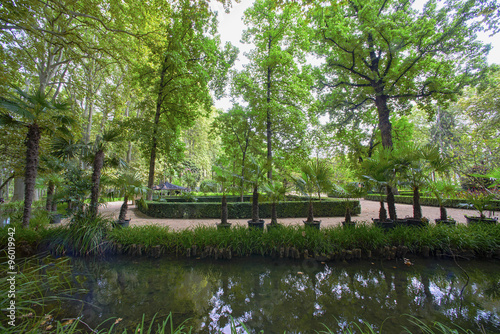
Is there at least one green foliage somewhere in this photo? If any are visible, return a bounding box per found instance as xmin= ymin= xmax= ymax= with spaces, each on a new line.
xmin=49 ymin=212 xmax=113 ymax=256
xmin=364 ymin=195 xmax=500 ymax=211
xmin=0 ymin=256 xmax=85 ymax=333
xmin=199 ymin=180 xmax=218 ymax=193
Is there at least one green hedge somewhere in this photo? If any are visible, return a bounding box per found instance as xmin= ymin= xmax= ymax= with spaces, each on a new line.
xmin=365 ymin=194 xmax=500 ymax=210
xmin=154 ymin=195 xmax=253 ymax=203
xmin=139 ymin=199 xmax=360 ymax=219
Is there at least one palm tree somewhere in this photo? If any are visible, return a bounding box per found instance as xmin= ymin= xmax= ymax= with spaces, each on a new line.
xmin=0 ymin=88 xmax=73 ymax=227
xmin=245 ymin=157 xmax=269 ymax=225
xmin=294 ymin=160 xmax=333 ymax=225
xmin=213 ymin=165 xmax=234 ymax=227
xmin=395 ymin=143 xmax=450 ymax=220
xmin=113 ymin=170 xmax=148 ymax=222
xmin=261 ymin=180 xmax=287 ymax=225
xmin=86 ymin=128 xmax=123 ymax=220
xmin=360 ymin=149 xmax=397 ymax=222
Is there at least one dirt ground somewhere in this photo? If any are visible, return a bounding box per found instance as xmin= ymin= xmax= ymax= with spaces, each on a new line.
xmin=96 ymin=199 xmax=485 ymax=230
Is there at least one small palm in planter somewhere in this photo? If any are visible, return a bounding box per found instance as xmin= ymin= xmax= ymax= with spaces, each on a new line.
xmin=245 ymin=157 xmax=269 ymax=229
xmin=261 ymin=180 xmax=286 ymax=230
xmin=428 ymin=180 xmax=458 ymax=225
xmin=294 ymin=160 xmax=333 ymax=229
xmin=113 ymin=170 xmax=148 ymax=226
xmin=332 ymin=183 xmax=365 ymax=227
xmin=460 ymin=191 xmax=497 ymax=225
xmin=360 ymin=152 xmax=397 ymax=227
xmin=213 ymin=165 xmax=234 ymax=229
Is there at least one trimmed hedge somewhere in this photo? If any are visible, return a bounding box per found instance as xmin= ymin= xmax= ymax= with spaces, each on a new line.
xmin=365 ymin=194 xmax=500 ymax=210
xmin=138 ymin=199 xmax=360 ymax=219
xmin=154 ymin=195 xmax=253 ymax=203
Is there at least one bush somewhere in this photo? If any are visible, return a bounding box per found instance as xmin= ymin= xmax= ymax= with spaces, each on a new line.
xmin=139 ymin=199 xmax=360 ymax=219
xmin=364 ymin=194 xmax=500 ymax=211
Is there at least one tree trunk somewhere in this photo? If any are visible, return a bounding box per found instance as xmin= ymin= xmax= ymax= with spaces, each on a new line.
xmin=306 ymin=200 xmax=314 ymax=223
xmin=413 ymin=186 xmax=422 ymax=219
xmin=266 ymin=36 xmax=273 ymax=180
xmin=379 ymin=200 xmax=387 ymax=221
xmin=147 ymin=54 xmax=169 ymax=200
xmin=118 ymin=195 xmax=129 ymax=221
xmin=252 ymin=185 xmax=259 ymax=222
xmin=0 ymin=174 xmax=14 ymax=198
xmin=23 ymin=124 xmax=41 ymax=228
xmin=46 ymin=180 xmax=55 ymax=211
xmin=440 ymin=205 xmax=447 ymax=221
xmin=88 ymin=149 xmax=104 ymax=219
xmin=387 ymin=186 xmax=397 ymax=220
xmin=375 ymin=93 xmax=397 ymax=220
xmin=221 ymin=194 xmax=228 ymax=224
xmin=271 ymin=202 xmax=278 ymax=225
xmin=345 ymin=206 xmax=351 ymax=223
xmin=12 ymin=177 xmax=25 ymax=201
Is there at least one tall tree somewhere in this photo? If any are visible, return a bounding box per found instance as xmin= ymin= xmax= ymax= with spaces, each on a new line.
xmin=313 ymin=0 xmax=495 ymax=219
xmin=235 ymin=0 xmax=313 ymax=180
xmin=142 ymin=0 xmax=237 ymax=199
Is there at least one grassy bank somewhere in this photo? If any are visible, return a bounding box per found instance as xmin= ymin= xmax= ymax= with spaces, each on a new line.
xmin=3 ymin=218 xmax=500 ymax=261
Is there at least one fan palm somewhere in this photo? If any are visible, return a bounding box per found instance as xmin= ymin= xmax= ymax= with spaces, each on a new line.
xmin=0 ymin=88 xmax=74 ymax=227
xmin=294 ymin=160 xmax=333 ymax=224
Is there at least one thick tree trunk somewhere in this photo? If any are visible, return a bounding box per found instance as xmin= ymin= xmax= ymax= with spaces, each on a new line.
xmin=252 ymin=185 xmax=259 ymax=222
xmin=46 ymin=180 xmax=55 ymax=211
xmin=379 ymin=200 xmax=387 ymax=221
xmin=118 ymin=195 xmax=129 ymax=221
xmin=271 ymin=202 xmax=278 ymax=225
xmin=375 ymin=93 xmax=397 ymax=220
xmin=345 ymin=206 xmax=352 ymax=223
xmin=440 ymin=206 xmax=447 ymax=221
xmin=413 ymin=186 xmax=422 ymax=219
xmin=23 ymin=124 xmax=41 ymax=228
xmin=221 ymin=194 xmax=228 ymax=224
xmin=306 ymin=200 xmax=314 ymax=223
xmin=88 ymin=149 xmax=104 ymax=219
xmin=387 ymin=186 xmax=397 ymax=220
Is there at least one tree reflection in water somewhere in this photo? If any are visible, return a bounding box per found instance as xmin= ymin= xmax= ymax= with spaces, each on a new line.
xmin=67 ymin=256 xmax=500 ymax=333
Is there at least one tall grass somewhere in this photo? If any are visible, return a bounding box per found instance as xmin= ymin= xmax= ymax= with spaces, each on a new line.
xmin=106 ymin=223 xmax=500 ymax=260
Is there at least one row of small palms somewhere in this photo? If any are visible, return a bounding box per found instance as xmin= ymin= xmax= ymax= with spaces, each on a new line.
xmin=214 ymin=157 xmax=359 ymax=227
xmin=360 ymin=143 xmax=459 ymax=222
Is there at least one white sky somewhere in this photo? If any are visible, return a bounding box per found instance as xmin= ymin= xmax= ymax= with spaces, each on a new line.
xmin=211 ymin=0 xmax=500 ymax=111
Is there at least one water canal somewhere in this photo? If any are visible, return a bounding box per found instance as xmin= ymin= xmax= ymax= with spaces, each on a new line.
xmin=61 ymin=256 xmax=500 ymax=333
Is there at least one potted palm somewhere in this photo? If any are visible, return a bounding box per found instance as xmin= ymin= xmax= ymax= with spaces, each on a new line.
xmin=245 ymin=157 xmax=268 ymax=229
xmin=294 ymin=160 xmax=333 ymax=229
xmin=261 ymin=180 xmax=286 ymax=231
xmin=213 ymin=165 xmax=234 ymax=229
xmin=360 ymin=152 xmax=397 ymax=229
xmin=428 ymin=180 xmax=458 ymax=225
xmin=332 ymin=182 xmax=365 ymax=227
xmin=461 ymin=191 xmax=497 ymax=225
xmin=114 ymin=170 xmax=148 ymax=227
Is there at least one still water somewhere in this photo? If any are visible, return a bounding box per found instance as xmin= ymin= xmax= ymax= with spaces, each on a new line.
xmin=65 ymin=256 xmax=500 ymax=333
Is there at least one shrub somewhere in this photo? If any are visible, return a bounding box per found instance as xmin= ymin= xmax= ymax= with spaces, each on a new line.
xmin=139 ymin=199 xmax=360 ymax=219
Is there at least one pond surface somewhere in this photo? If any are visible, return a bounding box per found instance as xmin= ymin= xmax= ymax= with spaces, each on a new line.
xmin=64 ymin=256 xmax=500 ymax=333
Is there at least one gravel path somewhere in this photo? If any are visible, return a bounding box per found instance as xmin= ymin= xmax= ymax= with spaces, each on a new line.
xmin=97 ymin=199 xmax=486 ymax=230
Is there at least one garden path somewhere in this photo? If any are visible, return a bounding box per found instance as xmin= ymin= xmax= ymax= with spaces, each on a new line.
xmin=97 ymin=199 xmax=484 ymax=230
